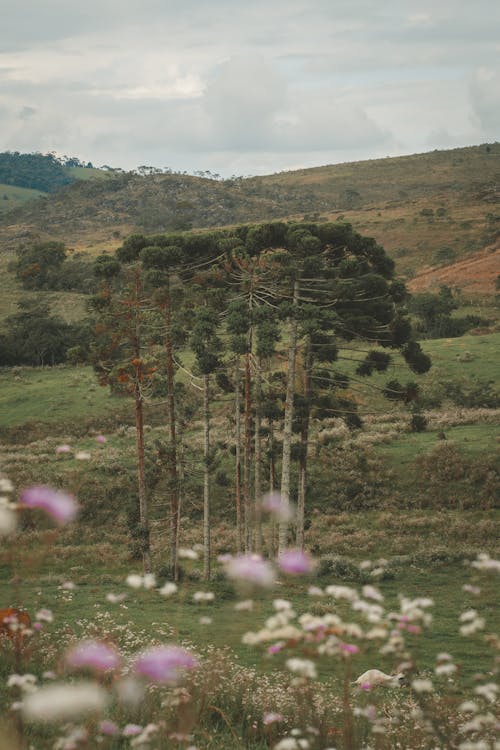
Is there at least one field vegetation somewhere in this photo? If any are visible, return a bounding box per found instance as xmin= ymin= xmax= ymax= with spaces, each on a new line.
xmin=0 ymin=149 xmax=499 ymax=749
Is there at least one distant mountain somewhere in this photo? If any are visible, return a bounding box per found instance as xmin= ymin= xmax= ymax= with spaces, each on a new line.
xmin=0 ymin=144 xmax=499 ymax=295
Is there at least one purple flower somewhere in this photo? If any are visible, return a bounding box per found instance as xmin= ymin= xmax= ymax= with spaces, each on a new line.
xmin=339 ymin=643 xmax=359 ymax=655
xmin=263 ymin=712 xmax=284 ymax=725
xmin=261 ymin=492 xmax=293 ymax=522
xmin=99 ymin=720 xmax=119 ymax=736
xmin=65 ymin=640 xmax=120 ymax=672
xmin=95 ymin=435 xmax=107 ymax=444
xmin=224 ymin=555 xmax=275 ymax=587
xmin=277 ymin=549 xmax=315 ymax=575
xmin=133 ymin=646 xmax=198 ymax=683
xmin=20 ymin=485 xmax=78 ymax=525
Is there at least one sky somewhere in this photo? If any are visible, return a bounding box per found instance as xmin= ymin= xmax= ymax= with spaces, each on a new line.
xmin=1 ymin=0 xmax=499 ymax=177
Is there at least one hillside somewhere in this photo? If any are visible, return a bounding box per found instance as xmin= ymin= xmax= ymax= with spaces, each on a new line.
xmin=0 ymin=144 xmax=499 ymax=295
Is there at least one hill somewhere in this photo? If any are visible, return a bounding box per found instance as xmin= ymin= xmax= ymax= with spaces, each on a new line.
xmin=0 ymin=143 xmax=499 ymax=297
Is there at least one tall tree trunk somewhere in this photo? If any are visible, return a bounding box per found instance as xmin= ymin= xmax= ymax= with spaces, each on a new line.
xmin=164 ymin=275 xmax=179 ymax=580
xmin=234 ymin=360 xmax=243 ymax=553
xmin=203 ymin=374 xmax=211 ymax=580
xmin=243 ymin=346 xmax=252 ymax=552
xmin=253 ymin=357 xmax=263 ymax=554
xmin=134 ymin=380 xmax=151 ymax=573
xmin=297 ymin=336 xmax=313 ymax=550
xmin=278 ymin=279 xmax=299 ymax=554
xmin=132 ymin=270 xmax=151 ymax=573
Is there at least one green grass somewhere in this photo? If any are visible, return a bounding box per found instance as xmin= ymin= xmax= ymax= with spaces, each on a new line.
xmin=0 ymin=366 xmax=126 ymax=428
xmin=0 ymin=183 xmax=45 ymax=214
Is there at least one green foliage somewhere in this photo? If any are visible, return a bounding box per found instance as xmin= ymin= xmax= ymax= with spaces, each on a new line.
xmin=0 ymin=151 xmax=75 ymax=192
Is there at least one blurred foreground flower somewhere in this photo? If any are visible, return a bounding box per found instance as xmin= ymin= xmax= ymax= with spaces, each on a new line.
xmin=22 ymin=681 xmax=108 ymax=721
xmin=65 ymin=640 xmax=120 ymax=672
xmin=224 ymin=554 xmax=275 ymax=587
xmin=261 ymin=492 xmax=294 ymax=522
xmin=133 ymin=645 xmax=198 ymax=683
xmin=20 ymin=486 xmax=78 ymax=525
xmin=0 ymin=504 xmax=17 ymax=536
xmin=278 ymin=549 xmax=315 ymax=575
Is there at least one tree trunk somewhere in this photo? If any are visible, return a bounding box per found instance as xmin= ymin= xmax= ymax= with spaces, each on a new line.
xmin=203 ymin=374 xmax=211 ymax=580
xmin=164 ymin=275 xmax=179 ymax=580
xmin=297 ymin=336 xmax=313 ymax=550
xmin=253 ymin=357 xmax=263 ymax=554
xmin=243 ymin=341 xmax=252 ymax=552
xmin=234 ymin=360 xmax=243 ymax=553
xmin=278 ymin=279 xmax=299 ymax=553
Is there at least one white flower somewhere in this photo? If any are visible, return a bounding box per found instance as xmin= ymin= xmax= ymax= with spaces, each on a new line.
xmin=458 ymin=701 xmax=479 ymax=713
xmin=435 ymin=663 xmax=457 ymax=676
xmin=273 ymin=599 xmax=293 ymax=611
xmin=460 ymin=609 xmax=478 ymax=622
xmin=471 ymin=553 xmax=500 ymax=572
xmin=411 ymin=679 xmax=433 ymax=693
xmin=285 ymin=658 xmax=317 ymax=679
xmin=307 ymin=586 xmax=324 ymax=597
xmin=362 ymin=585 xmax=384 ymax=602
xmin=0 ymin=478 xmax=14 ymax=493
xmin=199 ymin=616 xmax=212 ymax=625
xmin=0 ymin=505 xmax=17 ymax=536
xmin=474 ymin=683 xmax=498 ymax=702
xmin=325 ymin=585 xmax=358 ymax=602
xmin=158 ymin=583 xmax=178 ymax=597
xmin=75 ymin=451 xmax=91 ymax=461
xmin=193 ymin=592 xmax=215 ymax=602
xmin=126 ymin=574 xmax=143 ymax=589
xmin=22 ymin=681 xmax=108 ymax=721
xmin=178 ymin=548 xmax=198 ymax=560
xmin=234 ymin=599 xmax=253 ymax=611
xmin=106 ymin=593 xmax=128 ymax=604
xmin=142 ymin=574 xmax=156 ymax=589
xmin=35 ymin=609 xmax=53 ymax=623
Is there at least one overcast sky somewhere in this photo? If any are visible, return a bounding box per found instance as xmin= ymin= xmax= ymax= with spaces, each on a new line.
xmin=1 ymin=0 xmax=499 ymax=176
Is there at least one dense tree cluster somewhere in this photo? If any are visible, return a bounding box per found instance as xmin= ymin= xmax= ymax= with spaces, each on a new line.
xmin=0 ymin=152 xmax=79 ymax=192
xmin=90 ymin=221 xmax=431 ymax=577
xmin=9 ymin=241 xmax=97 ymax=293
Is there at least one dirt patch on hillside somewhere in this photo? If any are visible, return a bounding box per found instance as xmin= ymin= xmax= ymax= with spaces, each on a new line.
xmin=407 ymin=245 xmax=500 ymax=296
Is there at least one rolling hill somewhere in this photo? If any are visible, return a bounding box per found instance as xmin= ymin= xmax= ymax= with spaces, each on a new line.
xmin=0 ymin=143 xmax=498 ymax=300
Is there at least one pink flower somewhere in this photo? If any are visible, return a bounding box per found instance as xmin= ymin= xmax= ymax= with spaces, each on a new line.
xmin=95 ymin=435 xmax=107 ymax=444
xmin=277 ymin=549 xmax=315 ymax=575
xmin=261 ymin=492 xmax=294 ymax=522
xmin=65 ymin=640 xmax=120 ymax=672
xmin=20 ymin=486 xmax=78 ymax=525
xmin=99 ymin=720 xmax=119 ymax=736
xmin=267 ymin=641 xmax=286 ymax=655
xmin=122 ymin=724 xmax=143 ymax=737
xmin=224 ymin=555 xmax=275 ymax=587
xmin=133 ymin=646 xmax=198 ymax=683
xmin=263 ymin=712 xmax=284 ymax=725
xmin=339 ymin=643 xmax=359 ymax=655
xmin=33 ymin=622 xmax=43 ymax=631
xmin=55 ymin=444 xmax=72 ymax=454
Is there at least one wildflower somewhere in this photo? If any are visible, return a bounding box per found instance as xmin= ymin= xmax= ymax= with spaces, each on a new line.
xmin=60 ymin=581 xmax=76 ymax=591
xmin=0 ymin=478 xmax=14 ymax=493
xmin=55 ymin=445 xmax=72 ymax=454
xmin=75 ymin=451 xmax=91 ymax=460
xmin=458 ymin=701 xmax=479 ymax=713
xmin=7 ymin=674 xmax=37 ymax=692
xmin=234 ymin=599 xmax=253 ymax=611
xmin=106 ymin=592 xmax=128 ymax=604
xmin=263 ymin=712 xmax=284 ymax=725
xmin=473 ymin=682 xmax=498 ymax=702
xmin=95 ymin=435 xmax=107 ymax=444
xmin=178 ymin=548 xmax=198 ymax=560
xmin=142 ymin=573 xmax=156 ymax=589
xmin=199 ymin=616 xmax=212 ymax=625
xmin=261 ymin=492 xmax=294 ymax=523
xmin=362 ymin=585 xmax=384 ymax=602
xmin=411 ymin=678 xmax=433 ymax=693
xmin=267 ymin=641 xmax=286 ymax=655
xmin=325 ymin=585 xmax=358 ymax=602
xmin=471 ymin=553 xmax=500 ymax=572
xmin=99 ymin=720 xmax=119 ymax=736
xmin=122 ymin=724 xmax=143 ymax=737
xmin=20 ymin=486 xmax=78 ymax=525
xmin=307 ymin=586 xmax=324 ymax=597
xmin=65 ymin=640 xmax=120 ymax=672
xmin=339 ymin=643 xmax=359 ymax=655
xmin=224 ymin=554 xmax=275 ymax=587
xmin=192 ymin=591 xmax=215 ymax=602
xmin=35 ymin=609 xmax=53 ymax=623
xmin=126 ymin=574 xmax=144 ymax=589
xmin=435 ymin=663 xmax=457 ymax=676
xmin=0 ymin=505 xmax=17 ymax=536
xmin=158 ymin=582 xmax=178 ymax=597
xmin=278 ymin=549 xmax=315 ymax=575
xmin=462 ymin=584 xmax=481 ymax=595
xmin=285 ymin=658 xmax=317 ymax=679
xmin=133 ymin=645 xmax=198 ymax=683
xmin=22 ymin=681 xmax=108 ymax=721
